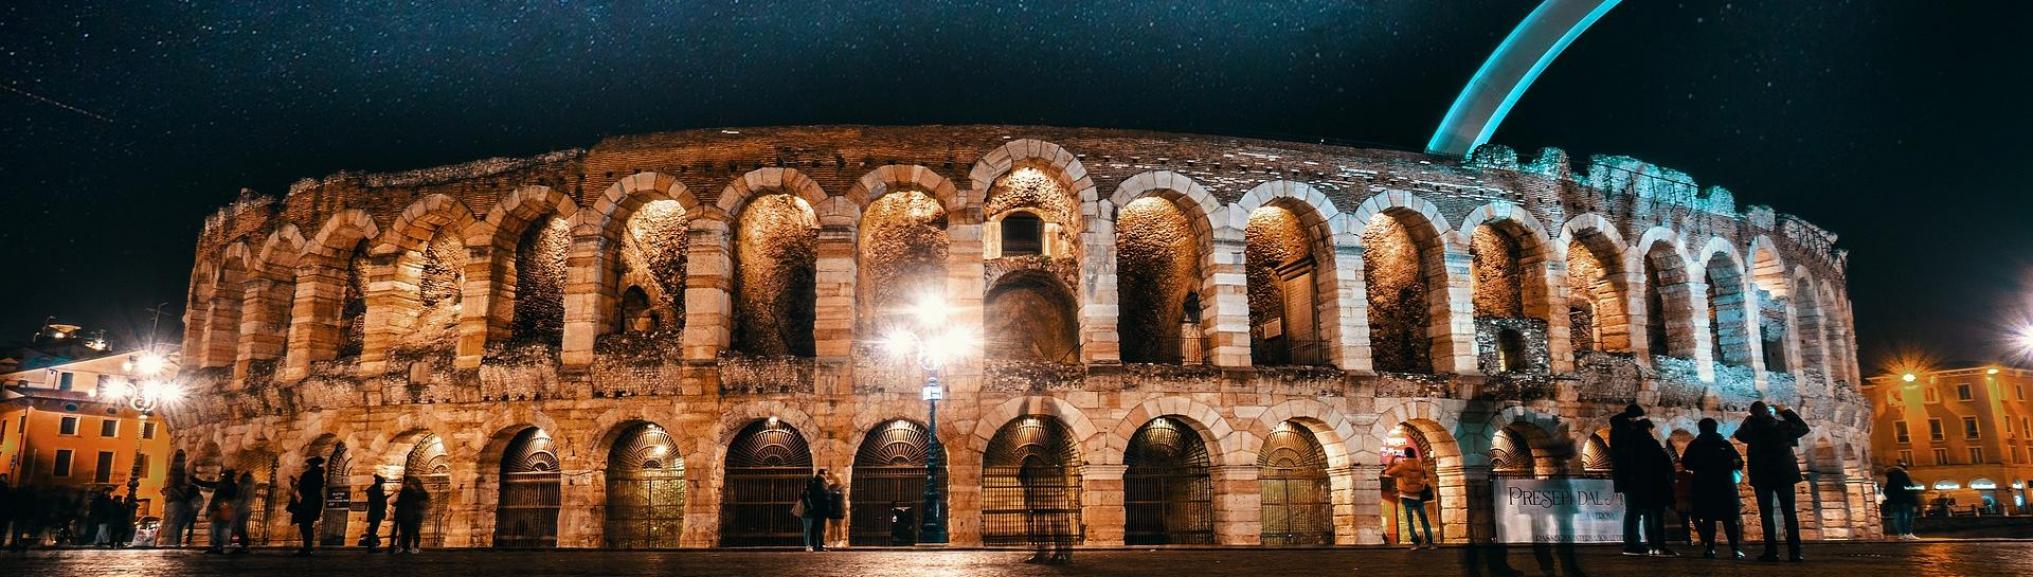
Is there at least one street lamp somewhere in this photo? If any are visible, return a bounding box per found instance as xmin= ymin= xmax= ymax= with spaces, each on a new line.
xmin=880 ymin=295 xmax=978 ymax=546
xmin=105 ymin=377 xmax=182 ymax=502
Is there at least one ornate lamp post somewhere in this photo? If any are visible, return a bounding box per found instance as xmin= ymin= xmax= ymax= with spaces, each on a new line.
xmin=881 ymin=297 xmax=977 ymax=546
xmin=110 ymin=353 xmax=181 ymax=501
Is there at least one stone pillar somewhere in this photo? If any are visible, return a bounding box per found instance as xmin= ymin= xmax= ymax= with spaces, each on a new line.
xmin=1079 ymin=210 xmax=1121 ymax=364
xmin=1211 ymin=464 xmax=1263 ymax=545
xmin=236 ymin=276 xmax=289 ymax=382
xmin=1538 ymin=259 xmax=1576 ymax=374
xmin=1206 ymin=230 xmax=1253 ymax=368
xmin=1348 ymin=464 xmax=1385 ymax=544
xmin=1082 ymin=464 xmax=1127 ymax=546
xmin=681 ymin=219 xmax=733 ymax=361
xmin=1436 ymin=464 xmax=1473 ymax=543
xmin=1617 ymin=269 xmax=1650 ymax=369
xmin=1660 ymin=278 xmax=1718 ymax=381
xmin=281 ymin=263 xmax=346 ymax=381
xmin=560 ymin=234 xmax=610 ymax=371
xmin=455 ymin=245 xmax=501 ymax=369
xmin=359 ymin=252 xmax=407 ymax=374
xmin=1434 ymin=245 xmax=1480 ymax=375
xmin=198 ymin=292 xmax=241 ymax=370
xmin=813 ymin=219 xmax=857 ymax=359
xmin=944 ymin=210 xmax=987 ymax=394
xmin=1328 ymin=236 xmax=1374 ymax=374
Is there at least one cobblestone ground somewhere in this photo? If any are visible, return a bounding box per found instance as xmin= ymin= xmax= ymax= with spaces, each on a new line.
xmin=3 ymin=542 xmax=2029 ymax=577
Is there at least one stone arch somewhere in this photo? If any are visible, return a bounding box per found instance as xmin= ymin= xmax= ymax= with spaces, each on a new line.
xmin=283 ymin=209 xmax=380 ymax=377
xmin=1351 ymin=191 xmax=1457 ymax=374
xmin=983 ymin=268 xmax=1082 ymax=363
xmin=461 ymin=186 xmax=580 ymax=355
xmin=1121 ymin=413 xmax=1221 ymax=545
xmin=970 ymin=395 xmax=1103 ymax=458
xmin=976 ymin=412 xmax=1089 ymax=546
xmin=1482 ymin=406 xmax=1572 ymax=477
xmin=371 ymin=194 xmax=479 ymax=361
xmin=714 ymin=167 xmax=830 ymax=227
xmin=1368 ymin=401 xmax=1469 ymax=544
xmin=714 ymin=400 xmax=829 ymax=465
xmin=846 ymin=164 xmax=963 ymax=214
xmin=854 ymin=166 xmax=953 ymax=334
xmin=1699 ymin=237 xmax=1755 ymax=370
xmin=1792 ymin=267 xmax=1831 ymax=383
xmin=1249 ymin=399 xmax=1360 ymax=470
xmin=968 ymin=138 xmax=1095 ymax=234
xmin=584 ymin=172 xmax=704 ymax=240
xmin=1107 ymin=396 xmax=1247 ymax=467
xmin=1634 ymin=228 xmax=1699 ymax=360
xmin=238 ymin=225 xmax=305 ymax=373
xmin=1459 ymin=202 xmax=1561 ymax=374
xmin=726 ymin=177 xmax=822 ymax=358
xmin=1238 ymin=181 xmax=1348 ymax=368
xmin=1558 ymin=213 xmax=1634 ymax=354
xmin=1112 ymin=171 xmax=1222 ymax=364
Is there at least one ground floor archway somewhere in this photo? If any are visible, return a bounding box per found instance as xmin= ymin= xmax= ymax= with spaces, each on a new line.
xmin=719 ymin=419 xmax=813 ymax=547
xmin=1124 ymin=416 xmax=1214 ymax=545
xmin=980 ymin=416 xmax=1084 ymax=546
xmin=850 ymin=419 xmax=934 ymax=546
xmin=494 ymin=427 xmax=561 ymax=548
xmin=606 ymin=422 xmax=686 ymax=549
xmin=1259 ymin=420 xmax=1333 ymax=545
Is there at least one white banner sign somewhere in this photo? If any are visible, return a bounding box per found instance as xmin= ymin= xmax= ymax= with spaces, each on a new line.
xmin=1494 ymin=477 xmax=1626 ymax=543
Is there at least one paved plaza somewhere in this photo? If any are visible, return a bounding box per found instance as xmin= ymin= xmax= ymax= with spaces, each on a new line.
xmin=3 ymin=542 xmax=2030 ymax=577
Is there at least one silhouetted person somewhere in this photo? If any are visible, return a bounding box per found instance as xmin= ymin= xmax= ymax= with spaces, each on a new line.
xmin=290 ymin=457 xmax=326 ymax=556
xmin=87 ymin=488 xmax=116 ymax=547
xmin=392 ymin=477 xmax=429 ymax=553
xmin=361 ymin=475 xmax=389 ymax=550
xmin=888 ymin=501 xmax=915 ymax=545
xmin=1681 ymin=417 xmax=1745 ymax=559
xmin=192 ymin=468 xmax=239 ymax=554
xmin=230 ymin=471 xmax=256 ymax=553
xmin=158 ymin=479 xmax=191 ymax=548
xmin=1733 ymin=401 xmax=1810 ymax=562
xmin=1020 ymin=458 xmax=1071 ymax=564
xmin=798 ymin=471 xmax=829 ymax=551
xmin=1385 ymin=447 xmax=1437 ymax=550
xmin=1882 ymin=463 xmax=1919 ymax=540
xmin=1608 ymin=403 xmax=1645 ymax=554
xmin=1626 ymin=419 xmax=1677 ymax=556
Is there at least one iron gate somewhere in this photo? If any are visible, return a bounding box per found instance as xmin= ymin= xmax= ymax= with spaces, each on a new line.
xmin=1490 ymin=427 xmax=1533 ymax=477
xmin=849 ymin=420 xmax=931 ymax=545
xmin=1259 ymin=422 xmax=1333 ymax=545
xmin=719 ymin=419 xmax=812 ymax=547
xmin=980 ymin=416 xmax=1083 ymax=546
xmin=318 ymin=443 xmax=352 ymax=547
xmin=1124 ymin=417 xmax=1214 ymax=545
xmin=494 ymin=428 xmax=561 ymax=548
xmin=404 ymin=433 xmax=453 ymax=548
xmin=606 ymin=423 xmax=686 ymax=549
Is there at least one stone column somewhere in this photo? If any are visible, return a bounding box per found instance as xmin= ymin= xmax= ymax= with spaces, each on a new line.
xmin=1082 ymin=463 xmax=1127 ymax=546
xmin=455 ymin=244 xmax=502 ymax=369
xmin=1616 ymin=269 xmax=1650 ymax=369
xmin=1328 ymin=234 xmax=1374 ymax=374
xmin=1079 ymin=210 xmax=1121 ymax=364
xmin=281 ymin=263 xmax=346 ymax=381
xmin=1437 ymin=464 xmax=1474 ymax=543
xmin=812 ymin=220 xmax=857 ymax=359
xmin=1211 ymin=464 xmax=1263 ymax=545
xmin=1434 ymin=245 xmax=1481 ymax=375
xmin=1537 ymin=258 xmax=1577 ymax=374
xmin=236 ymin=276 xmax=288 ymax=382
xmin=1348 ymin=464 xmax=1385 ymax=544
xmin=1206 ymin=230 xmax=1253 ymax=368
xmin=359 ymin=252 xmax=407 ymax=375
xmin=944 ymin=210 xmax=987 ymax=394
xmin=560 ymin=234 xmax=611 ymax=371
xmin=681 ymin=219 xmax=733 ymax=361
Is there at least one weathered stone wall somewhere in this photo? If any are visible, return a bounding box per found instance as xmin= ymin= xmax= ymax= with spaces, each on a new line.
xmin=171 ymin=126 xmax=1875 ymax=549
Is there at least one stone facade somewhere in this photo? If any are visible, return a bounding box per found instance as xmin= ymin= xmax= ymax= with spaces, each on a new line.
xmin=166 ymin=126 xmax=1876 ymax=548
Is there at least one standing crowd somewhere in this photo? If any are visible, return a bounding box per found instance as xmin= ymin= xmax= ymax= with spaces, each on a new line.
xmin=1608 ymin=401 xmax=1812 ymax=562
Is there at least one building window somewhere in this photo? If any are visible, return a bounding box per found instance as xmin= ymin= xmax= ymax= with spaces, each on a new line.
xmin=93 ymin=451 xmax=115 ymax=484
xmin=100 ymin=419 xmax=118 ymax=438
xmin=1898 ymin=449 xmax=1914 ymax=465
xmin=1956 ymin=383 xmax=1974 ymax=401
xmin=1933 ymin=448 xmax=1949 ymax=465
xmin=59 ymin=416 xmax=80 ymax=436
xmin=1968 ymin=447 xmax=1984 ymax=464
xmin=53 ymin=449 xmax=74 ymax=477
xmin=142 ymin=422 xmax=156 ymax=440
xmin=1929 ymin=418 xmax=1945 ymax=442
xmin=1966 ymin=416 xmax=1982 ymax=439
xmin=1925 ymin=387 xmax=1940 ymax=403
xmin=136 ymin=453 xmax=150 ymax=478
xmin=2017 ymin=385 xmax=2025 ymax=400
xmin=999 ymin=212 xmax=1044 ymax=256
xmin=1895 ymin=421 xmax=1911 ymax=444
xmin=57 ymin=371 xmax=74 ymax=391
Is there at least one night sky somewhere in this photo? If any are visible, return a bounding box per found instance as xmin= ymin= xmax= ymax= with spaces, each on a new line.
xmin=3 ymin=1 xmax=2028 ymax=371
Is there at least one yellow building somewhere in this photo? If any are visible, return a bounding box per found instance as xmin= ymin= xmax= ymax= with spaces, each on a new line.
xmin=1865 ymin=362 xmax=2033 ymax=515
xmin=0 ymin=350 xmax=177 ymax=518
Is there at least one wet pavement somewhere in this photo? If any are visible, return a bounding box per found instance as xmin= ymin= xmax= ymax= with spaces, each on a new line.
xmin=1 ymin=541 xmax=2028 ymax=577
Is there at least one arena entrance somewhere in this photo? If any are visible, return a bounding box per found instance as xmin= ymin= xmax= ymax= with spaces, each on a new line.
xmin=606 ymin=423 xmax=686 ymax=549
xmin=719 ymin=419 xmax=812 ymax=547
xmin=493 ymin=427 xmax=561 ymax=548
xmin=402 ymin=433 xmax=453 ymax=548
xmin=980 ymin=416 xmax=1084 ymax=546
xmin=1380 ymin=423 xmax=1445 ymax=544
xmin=850 ymin=419 xmax=933 ymax=546
xmin=1259 ymin=421 xmax=1334 ymax=545
xmin=1124 ymin=416 xmax=1214 ymax=545
xmin=311 ymin=439 xmax=351 ymax=547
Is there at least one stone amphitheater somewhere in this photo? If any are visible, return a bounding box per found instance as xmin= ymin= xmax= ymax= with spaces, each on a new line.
xmin=167 ymin=125 xmax=1877 ymax=549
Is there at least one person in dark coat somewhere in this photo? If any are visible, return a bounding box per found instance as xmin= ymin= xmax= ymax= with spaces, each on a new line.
xmin=798 ymin=470 xmax=830 ymax=551
xmin=392 ymin=476 xmax=430 ymax=553
xmin=1624 ymin=418 xmax=1678 ymax=556
xmin=87 ymin=488 xmax=116 ymax=547
xmin=1882 ymin=463 xmax=1919 ymax=540
xmin=1607 ymin=403 xmax=1646 ymax=554
xmin=1681 ymin=417 xmax=1745 ymax=559
xmin=191 ymin=469 xmax=238 ymax=553
xmin=361 ymin=475 xmax=389 ymax=550
xmin=1732 ymin=401 xmax=1810 ymax=562
xmin=290 ymin=457 xmax=327 ymax=556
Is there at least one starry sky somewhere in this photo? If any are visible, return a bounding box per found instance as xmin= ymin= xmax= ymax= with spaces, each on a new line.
xmin=2 ymin=1 xmax=2028 ymax=370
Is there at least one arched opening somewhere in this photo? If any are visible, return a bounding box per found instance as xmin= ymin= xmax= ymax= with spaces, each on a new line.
xmin=1580 ymin=433 xmax=1613 ymax=477
xmin=510 ymin=215 xmax=570 ymax=346
xmin=1362 ymin=211 xmax=1445 ymax=373
xmin=1705 ymin=252 xmax=1753 ymax=369
xmin=200 ymin=255 xmax=248 ymax=368
xmin=1794 ymin=276 xmax=1828 ymax=378
xmin=980 ymin=416 xmax=1084 ymax=546
xmin=609 ymin=199 xmax=689 ymax=338
xmin=1471 ymin=226 xmax=1526 ymax=320
xmin=1116 ymin=196 xmax=1205 ymax=364
xmin=335 ymin=240 xmax=371 ymax=359
xmin=983 ymin=271 xmax=1080 ymax=363
xmin=1566 ymin=232 xmax=1630 ymax=353
xmin=1497 ymin=329 xmax=1529 ymax=373
xmin=858 ymin=190 xmax=949 ymax=333
xmin=849 ymin=419 xmax=935 ymax=546
xmin=719 ymin=418 xmax=813 ymax=547
xmin=389 ymin=219 xmax=468 ymax=355
xmin=1471 ymin=224 xmax=1550 ymax=374
xmin=1490 ymin=426 xmax=1536 ymax=478
xmin=733 ymin=194 xmax=818 ymax=357
xmin=1750 ymin=245 xmax=1792 ymax=373
xmin=605 ymin=422 xmax=686 ymax=549
xmin=1246 ymin=202 xmax=1332 ymax=366
xmin=494 ymin=427 xmax=561 ymax=548
xmin=245 ymin=247 xmax=298 ymax=366
xmin=1125 ymin=416 xmax=1214 ymax=545
xmin=1642 ymin=241 xmax=1694 ymax=359
xmin=983 ymin=164 xmax=1079 ymax=261
xmin=1380 ymin=422 xmax=1448 ymax=544
xmin=401 ymin=433 xmax=453 ymax=548
xmin=1259 ymin=421 xmax=1333 ymax=545
xmin=306 ymin=437 xmax=353 ymax=547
